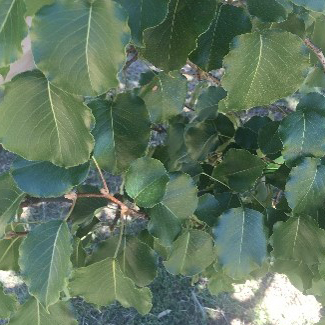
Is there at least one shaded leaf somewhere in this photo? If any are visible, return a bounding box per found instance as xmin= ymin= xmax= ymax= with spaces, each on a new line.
xmin=258 ymin=121 xmax=282 ymax=155
xmin=70 ymin=258 xmax=152 ymax=315
xmin=0 ymin=236 xmax=22 ymax=271
xmin=24 ymin=0 xmax=54 ymax=16
xmin=19 ymin=220 xmax=72 ymax=309
xmin=31 ymin=0 xmax=130 ymax=95
xmin=0 ymin=285 xmax=17 ymax=318
xmin=71 ymin=238 xmax=87 ymax=268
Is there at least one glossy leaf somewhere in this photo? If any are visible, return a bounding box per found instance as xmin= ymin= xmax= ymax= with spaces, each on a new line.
xmin=70 ymin=258 xmax=152 ymax=315
xmin=139 ymin=71 xmax=187 ymax=123
xmin=0 ymin=237 xmax=22 ymax=271
xmin=31 ymin=0 xmax=130 ymax=95
xmin=212 ymin=149 xmax=266 ymax=192
xmin=0 ymin=173 xmax=25 ymax=237
xmin=0 ymin=285 xmax=17 ymax=318
xmin=164 ymin=230 xmax=215 ymax=276
xmin=271 ymin=215 xmax=325 ymax=265
xmin=125 ymin=157 xmax=169 ymax=208
xmin=0 ymin=71 xmax=95 ymax=167
xmin=279 ymin=93 xmax=325 ymax=164
xmin=19 ymin=220 xmax=72 ymax=309
xmin=115 ymin=0 xmax=168 ymax=45
xmin=142 ymin=0 xmax=215 ymax=71
xmin=213 ymin=208 xmax=267 ymax=279
xmin=220 ymin=30 xmax=309 ymax=111
xmin=285 ymin=157 xmax=325 ymax=215
xmin=8 ymin=297 xmax=77 ymax=325
xmin=0 ymin=0 xmax=27 ymax=68
xmin=89 ymin=94 xmax=150 ymax=174
xmin=11 ymin=157 xmax=90 ymax=198
xmin=190 ymin=4 xmax=252 ymax=71
xmin=290 ymin=0 xmax=325 ymax=13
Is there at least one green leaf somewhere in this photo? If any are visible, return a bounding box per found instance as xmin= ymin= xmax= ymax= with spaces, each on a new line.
xmin=285 ymin=158 xmax=325 ymax=215
xmin=0 ymin=285 xmax=17 ymax=318
xmin=164 ymin=229 xmax=215 ymax=276
xmin=219 ymin=30 xmax=309 ymax=111
xmin=247 ymin=0 xmax=292 ymax=22
xmin=0 ymin=70 xmax=95 ymax=167
xmin=70 ymin=257 xmax=152 ymax=315
xmin=87 ymin=236 xmax=157 ymax=287
xmin=31 ymin=0 xmax=130 ymax=95
xmin=271 ymin=215 xmax=325 ymax=265
xmin=310 ymin=15 xmax=325 ymax=64
xmin=139 ymin=71 xmax=187 ymax=123
xmin=142 ymin=0 xmax=215 ymax=71
xmin=19 ymin=220 xmax=72 ymax=309
xmin=148 ymin=172 xmax=198 ymax=245
xmin=89 ymin=94 xmax=150 ymax=174
xmin=212 ymin=149 xmax=266 ymax=192
xmin=290 ymin=0 xmax=325 ymax=13
xmin=0 ymin=65 xmax=9 ymax=78
xmin=71 ymin=238 xmax=87 ymax=268
xmin=206 ymin=264 xmax=235 ymax=295
xmin=8 ymin=297 xmax=77 ymax=325
xmin=0 ymin=0 xmax=28 ymax=68
xmin=213 ymin=208 xmax=267 ymax=279
xmin=125 ymin=157 xmax=169 ymax=208
xmin=0 ymin=237 xmax=22 ymax=271
xmin=0 ymin=173 xmax=25 ymax=237
xmin=258 ymin=121 xmax=282 ymax=155
xmin=189 ymin=4 xmax=252 ymax=71
xmin=271 ymin=13 xmax=306 ymax=38
xmin=11 ymin=157 xmax=90 ymax=198
xmin=24 ymin=0 xmax=54 ymax=16
xmin=279 ymin=93 xmax=325 ymax=164
xmin=115 ymin=0 xmax=168 ymax=45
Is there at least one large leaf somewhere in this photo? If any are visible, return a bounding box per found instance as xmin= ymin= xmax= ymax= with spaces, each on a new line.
xmin=219 ymin=30 xmax=309 ymax=111
xmin=70 ymin=258 xmax=152 ymax=315
xmin=148 ymin=172 xmax=198 ymax=246
xmin=0 ymin=237 xmax=22 ymax=271
xmin=290 ymin=0 xmax=325 ymax=12
xmin=0 ymin=70 xmax=95 ymax=167
xmin=0 ymin=173 xmax=25 ymax=237
xmin=19 ymin=220 xmax=72 ymax=309
xmin=189 ymin=4 xmax=251 ymax=71
xmin=0 ymin=0 xmax=28 ymax=68
xmin=115 ymin=0 xmax=168 ymax=45
xmin=285 ymin=157 xmax=325 ymax=215
xmin=271 ymin=215 xmax=325 ymax=265
xmin=87 ymin=236 xmax=157 ymax=287
xmin=89 ymin=94 xmax=150 ymax=174
xmin=11 ymin=157 xmax=90 ymax=198
xmin=164 ymin=229 xmax=215 ymax=276
xmin=0 ymin=285 xmax=17 ymax=318
xmin=212 ymin=149 xmax=266 ymax=192
xmin=8 ymin=297 xmax=77 ymax=325
xmin=24 ymin=0 xmax=54 ymax=16
xmin=142 ymin=0 xmax=215 ymax=71
xmin=213 ymin=208 xmax=267 ymax=279
xmin=125 ymin=157 xmax=169 ymax=208
xmin=139 ymin=71 xmax=187 ymax=123
xmin=279 ymin=93 xmax=325 ymax=164
xmin=31 ymin=0 xmax=130 ymax=95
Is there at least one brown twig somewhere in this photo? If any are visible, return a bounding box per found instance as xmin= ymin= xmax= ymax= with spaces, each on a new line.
xmin=186 ymin=60 xmax=221 ymax=85
xmin=304 ymin=38 xmax=325 ymax=73
xmin=92 ymin=157 xmax=110 ymax=194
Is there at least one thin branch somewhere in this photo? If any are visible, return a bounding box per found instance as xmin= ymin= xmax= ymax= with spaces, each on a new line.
xmin=304 ymin=38 xmax=325 ymax=72
xmin=92 ymin=157 xmax=110 ymax=194
xmin=186 ymin=60 xmax=221 ymax=85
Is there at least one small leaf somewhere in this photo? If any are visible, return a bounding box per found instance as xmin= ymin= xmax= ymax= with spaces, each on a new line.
xmin=279 ymin=93 xmax=325 ymax=164
xmin=212 ymin=149 xmax=266 ymax=192
xmin=125 ymin=157 xmax=169 ymax=208
xmin=0 ymin=70 xmax=95 ymax=167
xmin=70 ymin=258 xmax=152 ymax=315
xmin=31 ymin=0 xmax=130 ymax=95
xmin=258 ymin=121 xmax=283 ymax=155
xmin=213 ymin=208 xmax=267 ymax=279
xmin=115 ymin=0 xmax=168 ymax=45
xmin=290 ymin=0 xmax=325 ymax=13
xmin=190 ymin=4 xmax=252 ymax=71
xmin=271 ymin=215 xmax=325 ymax=265
xmin=0 ymin=173 xmax=25 ymax=237
xmin=285 ymin=157 xmax=325 ymax=215
xmin=0 ymin=237 xmax=22 ymax=271
xmin=164 ymin=229 xmax=215 ymax=276
xmin=11 ymin=157 xmax=90 ymax=198
xmin=90 ymin=94 xmax=151 ymax=174
xmin=0 ymin=285 xmax=17 ymax=318
xmin=0 ymin=0 xmax=28 ymax=68
xmin=8 ymin=297 xmax=77 ymax=325
xmin=142 ymin=0 xmax=216 ymax=71
xmin=139 ymin=71 xmax=187 ymax=123
xmin=19 ymin=220 xmax=72 ymax=309
xmin=220 ymin=30 xmax=309 ymax=111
